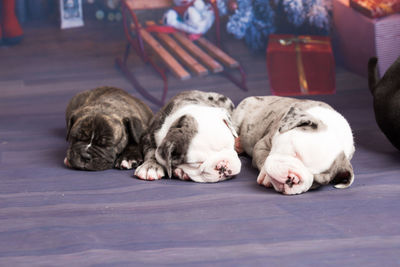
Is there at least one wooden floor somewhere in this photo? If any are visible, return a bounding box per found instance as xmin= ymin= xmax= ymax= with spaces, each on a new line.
xmin=1 ymin=19 xmax=400 ymax=266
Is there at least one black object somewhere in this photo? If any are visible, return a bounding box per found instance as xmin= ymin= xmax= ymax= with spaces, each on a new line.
xmin=368 ymin=56 xmax=400 ymax=151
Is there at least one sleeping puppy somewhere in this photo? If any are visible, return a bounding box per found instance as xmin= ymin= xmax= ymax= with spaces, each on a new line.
xmin=134 ymin=90 xmax=241 ymax=183
xmin=65 ymin=86 xmax=153 ymax=171
xmin=232 ymin=96 xmax=355 ymax=195
xmin=368 ymin=56 xmax=400 ymax=150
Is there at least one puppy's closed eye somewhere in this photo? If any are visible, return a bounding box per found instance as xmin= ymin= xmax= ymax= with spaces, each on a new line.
xmin=74 ymin=127 xmax=91 ymax=140
xmin=71 ymin=131 xmax=90 ymax=142
xmin=79 ymin=133 xmax=91 ymax=141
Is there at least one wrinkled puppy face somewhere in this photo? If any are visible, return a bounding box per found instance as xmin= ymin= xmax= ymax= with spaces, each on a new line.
xmin=260 ymin=153 xmax=314 ymax=195
xmin=176 ymin=149 xmax=241 ymax=183
xmin=259 ymin=106 xmax=355 ymax=195
xmin=65 ymin=114 xmax=126 ymax=171
xmin=155 ymin=106 xmax=241 ymax=183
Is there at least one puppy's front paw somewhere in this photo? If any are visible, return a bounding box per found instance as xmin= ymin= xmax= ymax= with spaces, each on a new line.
xmin=115 ymin=145 xmax=143 ymax=170
xmin=256 ymin=169 xmax=272 ymax=188
xmin=115 ymin=159 xmax=139 ymax=170
xmin=173 ymin=168 xmax=191 ymax=181
xmin=134 ymin=160 xmax=165 ymax=181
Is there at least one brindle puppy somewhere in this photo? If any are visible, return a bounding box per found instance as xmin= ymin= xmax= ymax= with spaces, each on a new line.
xmin=64 ymin=86 xmax=153 ymax=171
xmin=233 ymin=96 xmax=355 ymax=195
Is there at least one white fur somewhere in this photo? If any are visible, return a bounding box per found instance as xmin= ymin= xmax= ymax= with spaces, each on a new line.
xmin=261 ymin=106 xmax=354 ymax=195
xmin=120 ymin=159 xmax=137 ymax=170
xmin=257 ymin=154 xmax=314 ymax=195
xmin=155 ymin=104 xmax=241 ymax=183
xmin=135 ymin=160 xmax=165 ymax=181
xmin=163 ymin=0 xmax=215 ymax=35
xmin=85 ymin=133 xmax=95 ymax=150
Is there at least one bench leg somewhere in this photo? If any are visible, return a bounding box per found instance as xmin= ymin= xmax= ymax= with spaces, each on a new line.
xmin=115 ymin=41 xmax=168 ymax=106
xmin=222 ymin=65 xmax=248 ymax=92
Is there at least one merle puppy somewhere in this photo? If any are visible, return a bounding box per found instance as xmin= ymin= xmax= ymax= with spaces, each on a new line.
xmin=64 ymin=86 xmax=153 ymax=170
xmin=233 ymin=96 xmax=355 ymax=195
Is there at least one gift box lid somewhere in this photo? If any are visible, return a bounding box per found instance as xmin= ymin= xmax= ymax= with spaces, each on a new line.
xmin=350 ymin=0 xmax=400 ymax=18
xmin=268 ymin=34 xmax=332 ymax=52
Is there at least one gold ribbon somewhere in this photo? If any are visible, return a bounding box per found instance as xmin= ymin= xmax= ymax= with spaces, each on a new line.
xmin=271 ymin=36 xmax=329 ymax=94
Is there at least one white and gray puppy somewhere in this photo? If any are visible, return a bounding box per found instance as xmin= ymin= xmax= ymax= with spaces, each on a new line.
xmin=135 ymin=90 xmax=241 ymax=183
xmin=233 ymin=96 xmax=355 ymax=195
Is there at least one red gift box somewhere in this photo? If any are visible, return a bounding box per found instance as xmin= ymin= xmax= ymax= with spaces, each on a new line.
xmin=333 ymin=0 xmax=400 ymax=77
xmin=350 ymin=0 xmax=400 ymax=18
xmin=266 ymin=34 xmax=335 ymax=96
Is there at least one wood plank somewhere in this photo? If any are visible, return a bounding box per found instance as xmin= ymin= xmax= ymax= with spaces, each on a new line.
xmin=125 ymin=0 xmax=172 ymax=10
xmin=196 ymin=37 xmax=239 ymax=68
xmin=145 ymin=21 xmax=207 ymax=76
xmin=138 ymin=28 xmax=191 ymax=80
xmin=156 ymin=33 xmax=208 ymax=76
xmin=172 ymin=32 xmax=224 ymax=73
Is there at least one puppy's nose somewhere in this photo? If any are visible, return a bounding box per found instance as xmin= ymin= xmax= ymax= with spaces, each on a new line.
xmin=215 ymin=160 xmax=233 ymax=177
xmin=64 ymin=157 xmax=71 ymax=168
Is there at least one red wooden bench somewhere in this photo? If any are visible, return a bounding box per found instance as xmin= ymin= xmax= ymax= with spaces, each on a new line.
xmin=115 ymin=0 xmax=248 ymax=105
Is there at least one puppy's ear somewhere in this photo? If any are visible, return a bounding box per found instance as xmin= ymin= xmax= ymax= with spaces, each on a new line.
xmin=66 ymin=115 xmax=76 ymax=141
xmin=158 ymin=132 xmax=188 ymax=178
xmin=157 ymin=115 xmax=197 ymax=177
xmin=158 ymin=140 xmax=178 ymax=178
xmin=279 ymin=106 xmax=324 ymax=133
xmin=314 ymin=152 xmax=354 ymax=189
xmin=222 ymin=112 xmax=238 ymax=138
xmin=331 ymin=157 xmax=354 ymax=189
xmin=123 ymin=117 xmax=144 ymax=144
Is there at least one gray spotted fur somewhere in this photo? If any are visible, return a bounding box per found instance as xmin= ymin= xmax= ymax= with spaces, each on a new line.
xmin=139 ymin=90 xmax=235 ymax=178
xmin=233 ymin=96 xmax=353 ymax=188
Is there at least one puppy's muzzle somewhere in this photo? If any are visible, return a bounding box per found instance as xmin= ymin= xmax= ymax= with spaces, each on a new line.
xmin=193 ymin=150 xmax=241 ymax=183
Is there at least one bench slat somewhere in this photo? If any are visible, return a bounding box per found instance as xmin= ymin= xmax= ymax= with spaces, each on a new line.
xmin=139 ymin=28 xmax=191 ymax=80
xmin=172 ymin=32 xmax=223 ymax=73
xmin=196 ymin=37 xmax=239 ymax=68
xmin=125 ymin=0 xmax=172 ymax=10
xmin=156 ymin=33 xmax=208 ymax=76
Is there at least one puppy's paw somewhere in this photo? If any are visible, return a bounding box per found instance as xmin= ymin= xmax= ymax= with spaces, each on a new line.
xmin=173 ymin=168 xmax=191 ymax=181
xmin=115 ymin=145 xmax=143 ymax=170
xmin=115 ymin=159 xmax=139 ymax=170
xmin=134 ymin=160 xmax=165 ymax=181
xmin=256 ymin=169 xmax=272 ymax=188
